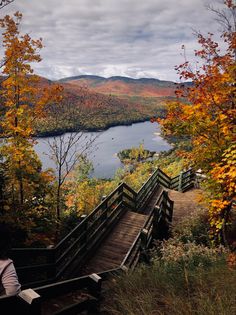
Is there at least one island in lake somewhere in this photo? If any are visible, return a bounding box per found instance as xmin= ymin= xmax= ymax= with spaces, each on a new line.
xmin=118 ymin=144 xmax=156 ymax=164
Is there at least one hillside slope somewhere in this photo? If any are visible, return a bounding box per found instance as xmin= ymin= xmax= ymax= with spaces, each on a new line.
xmin=1 ymin=75 xmax=178 ymax=136
xmin=36 ymin=75 xmax=175 ymax=135
xmin=59 ymin=75 xmax=177 ymax=97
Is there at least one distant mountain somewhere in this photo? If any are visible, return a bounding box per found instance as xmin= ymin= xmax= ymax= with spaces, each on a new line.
xmin=58 ymin=75 xmax=178 ymax=98
xmin=58 ymin=75 xmax=174 ymax=84
xmin=59 ymin=75 xmax=105 ymax=82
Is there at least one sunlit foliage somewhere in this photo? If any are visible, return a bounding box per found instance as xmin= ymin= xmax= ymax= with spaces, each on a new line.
xmin=159 ymin=1 xmax=236 ymax=241
xmin=0 ymin=12 xmax=61 ymax=245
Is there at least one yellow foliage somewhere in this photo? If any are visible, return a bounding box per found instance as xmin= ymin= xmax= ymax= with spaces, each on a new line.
xmin=159 ymin=10 xmax=236 ymax=240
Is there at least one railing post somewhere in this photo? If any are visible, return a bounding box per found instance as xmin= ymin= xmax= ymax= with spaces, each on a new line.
xmin=134 ymin=190 xmax=137 ymax=212
xmin=162 ymin=191 xmax=168 ymax=216
xmin=81 ymin=214 xmax=88 ymax=247
xmin=18 ymin=289 xmax=41 ymax=315
xmin=47 ymin=248 xmax=56 ymax=280
xmin=101 ymin=195 xmax=108 ymax=221
xmin=88 ymin=274 xmax=102 ymax=314
xmin=152 ymin=205 xmax=160 ymax=239
xmin=88 ymin=273 xmax=102 ymax=299
xmin=156 ymin=168 xmax=160 ymax=184
xmin=153 ymin=200 xmax=170 ymax=240
xmin=190 ymin=168 xmax=196 ymax=186
xmin=178 ymin=171 xmax=183 ymax=192
xmin=140 ymin=228 xmax=150 ymax=264
xmin=118 ymin=182 xmax=124 ymax=205
xmin=169 ymin=199 xmax=174 ymax=222
xmin=140 ymin=228 xmax=148 ymax=250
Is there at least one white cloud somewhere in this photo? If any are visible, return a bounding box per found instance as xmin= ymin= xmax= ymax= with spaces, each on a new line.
xmin=0 ymin=0 xmax=227 ymax=81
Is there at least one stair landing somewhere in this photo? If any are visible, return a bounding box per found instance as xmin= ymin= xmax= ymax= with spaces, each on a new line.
xmin=168 ymin=189 xmax=203 ymax=224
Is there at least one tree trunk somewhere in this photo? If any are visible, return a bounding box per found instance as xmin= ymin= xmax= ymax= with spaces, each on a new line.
xmin=56 ymin=184 xmax=61 ymax=219
xmin=19 ymin=176 xmax=24 ymax=205
xmin=0 ymin=170 xmax=4 ymax=213
xmin=221 ymin=201 xmax=232 ymax=246
xmin=18 ymin=160 xmax=24 ymax=205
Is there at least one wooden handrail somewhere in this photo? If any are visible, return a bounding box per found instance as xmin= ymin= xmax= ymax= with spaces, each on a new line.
xmin=2 ymin=167 xmax=197 ymax=314
xmin=122 ymin=182 xmax=137 ymax=197
xmin=121 ymin=189 xmax=173 ymax=270
xmin=11 ymin=168 xmax=195 ymax=287
xmin=56 ymin=183 xmax=124 ymax=250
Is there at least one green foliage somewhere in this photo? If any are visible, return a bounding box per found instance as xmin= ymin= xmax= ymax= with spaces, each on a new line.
xmin=63 ymin=156 xmax=115 ymax=217
xmin=0 ymin=170 xmax=57 ymax=246
xmin=59 ymin=209 xmax=82 ymax=239
xmin=118 ymin=143 xmax=156 ymax=164
xmin=172 ymin=207 xmax=210 ymax=246
xmin=153 ymin=148 xmax=186 ymax=177
xmin=114 ymin=162 xmax=154 ymax=191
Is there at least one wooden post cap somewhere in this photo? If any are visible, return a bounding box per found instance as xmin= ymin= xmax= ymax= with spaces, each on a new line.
xmin=89 ymin=273 xmax=102 ymax=283
xmin=120 ymin=265 xmax=128 ymax=272
xmin=141 ymin=228 xmax=148 ymax=235
xmin=18 ymin=289 xmax=40 ymax=305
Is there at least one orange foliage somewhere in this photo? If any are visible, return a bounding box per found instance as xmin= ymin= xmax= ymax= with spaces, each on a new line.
xmin=64 ymin=77 xmax=176 ymax=98
xmin=227 ymin=252 xmax=236 ymax=269
xmin=0 ymin=12 xmax=61 ymax=244
xmin=159 ymin=2 xmax=236 ymax=240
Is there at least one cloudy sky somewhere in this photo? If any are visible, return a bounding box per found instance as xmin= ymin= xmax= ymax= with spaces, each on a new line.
xmin=1 ymin=0 xmax=225 ymax=81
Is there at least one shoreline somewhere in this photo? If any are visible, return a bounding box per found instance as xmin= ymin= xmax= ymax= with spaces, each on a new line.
xmin=35 ymin=117 xmax=153 ymax=138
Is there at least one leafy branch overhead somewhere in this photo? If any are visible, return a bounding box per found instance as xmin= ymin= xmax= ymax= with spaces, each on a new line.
xmin=159 ymin=0 xmax=236 ymax=241
xmin=0 ymin=0 xmax=14 ymax=10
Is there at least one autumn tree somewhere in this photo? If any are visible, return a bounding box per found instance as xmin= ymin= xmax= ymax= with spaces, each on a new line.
xmin=47 ymin=132 xmax=96 ymax=219
xmin=39 ymin=83 xmax=98 ymax=219
xmin=0 ymin=12 xmax=63 ymax=245
xmin=159 ymin=0 xmax=236 ymax=241
xmin=0 ymin=12 xmax=45 ymax=205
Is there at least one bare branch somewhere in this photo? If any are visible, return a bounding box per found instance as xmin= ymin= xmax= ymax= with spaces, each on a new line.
xmin=0 ymin=0 xmax=14 ymax=10
xmin=206 ymin=3 xmax=236 ymax=33
xmin=46 ymin=130 xmax=99 ymax=218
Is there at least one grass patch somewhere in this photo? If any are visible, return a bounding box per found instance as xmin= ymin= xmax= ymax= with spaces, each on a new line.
xmin=105 ymin=256 xmax=236 ymax=315
xmin=104 ymin=206 xmax=236 ymax=315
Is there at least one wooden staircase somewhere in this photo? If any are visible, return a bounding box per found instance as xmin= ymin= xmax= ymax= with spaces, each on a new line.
xmin=80 ymin=211 xmax=147 ymax=275
xmin=1 ymin=168 xmax=197 ymax=315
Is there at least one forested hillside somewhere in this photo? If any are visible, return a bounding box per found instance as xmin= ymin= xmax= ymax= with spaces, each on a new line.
xmin=59 ymin=75 xmax=177 ymax=97
xmin=0 ymin=74 xmax=172 ymax=136
xmin=26 ymin=75 xmax=179 ymax=135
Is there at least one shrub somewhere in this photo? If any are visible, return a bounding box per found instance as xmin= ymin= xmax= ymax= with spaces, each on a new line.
xmin=153 ymin=238 xmax=227 ymax=269
xmin=171 ymin=207 xmax=210 ymax=246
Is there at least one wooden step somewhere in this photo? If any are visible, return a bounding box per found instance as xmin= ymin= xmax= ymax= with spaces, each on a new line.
xmin=79 ymin=210 xmax=147 ymax=276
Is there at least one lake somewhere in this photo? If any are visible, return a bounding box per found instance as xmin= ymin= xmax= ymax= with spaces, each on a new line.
xmin=34 ymin=121 xmax=171 ymax=179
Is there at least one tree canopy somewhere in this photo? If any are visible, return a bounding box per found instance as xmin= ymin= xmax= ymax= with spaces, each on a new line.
xmin=159 ymin=0 xmax=236 ymax=241
xmin=0 ymin=12 xmax=62 ymax=244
